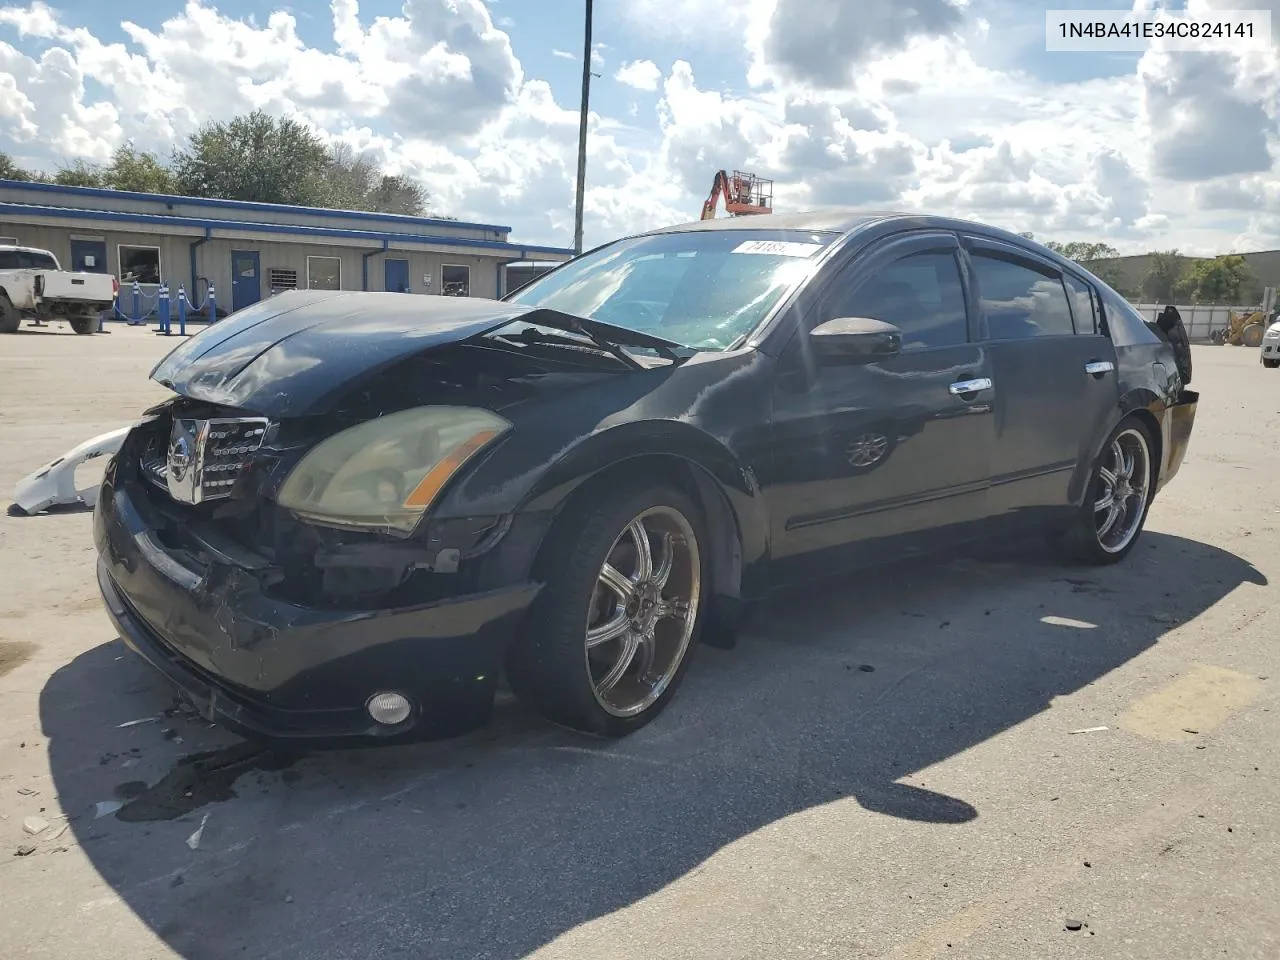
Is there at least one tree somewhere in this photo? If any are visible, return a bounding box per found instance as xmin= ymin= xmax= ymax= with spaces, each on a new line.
xmin=1043 ymin=240 xmax=1120 ymax=262
xmin=172 ymin=110 xmax=332 ymax=206
xmin=0 ymin=152 xmax=37 ymax=181
xmin=1140 ymin=250 xmax=1184 ymax=303
xmin=1174 ymin=254 xmax=1253 ymax=304
xmin=52 ymin=159 xmax=105 ymax=187
xmin=367 ymin=174 xmax=427 ymax=216
xmin=104 ymin=144 xmax=176 ymax=194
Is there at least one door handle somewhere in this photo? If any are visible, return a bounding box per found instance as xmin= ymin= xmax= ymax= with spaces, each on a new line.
xmin=1084 ymin=360 xmax=1115 ymax=376
xmin=949 ymin=377 xmax=993 ymax=396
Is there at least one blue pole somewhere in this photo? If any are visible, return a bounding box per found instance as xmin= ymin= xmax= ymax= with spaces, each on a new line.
xmin=178 ymin=285 xmax=187 ymax=336
xmin=157 ymin=282 xmax=170 ymax=334
xmin=207 ymin=283 xmax=217 ymax=324
xmin=130 ymin=281 xmax=141 ymax=325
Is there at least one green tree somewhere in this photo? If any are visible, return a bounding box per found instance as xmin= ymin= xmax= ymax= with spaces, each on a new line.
xmin=52 ymin=159 xmax=105 ymax=187
xmin=172 ymin=110 xmax=332 ymax=206
xmin=1174 ymin=254 xmax=1253 ymax=304
xmin=0 ymin=151 xmax=37 ymax=181
xmin=1043 ymin=240 xmax=1120 ymax=262
xmin=1140 ymin=250 xmax=1184 ymax=303
xmin=104 ymin=144 xmax=176 ymax=194
xmin=367 ymin=174 xmax=427 ymax=216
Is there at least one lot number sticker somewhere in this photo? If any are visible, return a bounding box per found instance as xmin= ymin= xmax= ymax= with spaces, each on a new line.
xmin=731 ymin=240 xmax=824 ymax=258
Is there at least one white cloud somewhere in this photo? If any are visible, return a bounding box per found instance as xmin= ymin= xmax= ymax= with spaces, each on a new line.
xmin=615 ymin=59 xmax=661 ymax=91
xmin=0 ymin=0 xmax=1276 ymax=257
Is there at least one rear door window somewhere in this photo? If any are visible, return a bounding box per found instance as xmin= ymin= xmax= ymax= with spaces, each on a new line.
xmin=1062 ymin=273 xmax=1099 ymax=334
xmin=971 ymin=253 xmax=1075 ymax=340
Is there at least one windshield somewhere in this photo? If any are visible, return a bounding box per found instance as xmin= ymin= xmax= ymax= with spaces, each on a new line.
xmin=506 ymin=229 xmax=838 ymax=351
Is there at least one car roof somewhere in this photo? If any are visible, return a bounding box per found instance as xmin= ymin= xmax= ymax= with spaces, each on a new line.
xmin=639 ymin=209 xmax=1094 ymax=278
xmin=0 ymin=245 xmax=54 ymax=254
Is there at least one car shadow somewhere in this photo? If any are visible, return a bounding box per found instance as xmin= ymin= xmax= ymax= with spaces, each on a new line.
xmin=38 ymin=531 xmax=1263 ymax=959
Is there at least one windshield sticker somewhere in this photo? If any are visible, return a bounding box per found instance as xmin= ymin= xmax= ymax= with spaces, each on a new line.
xmin=731 ymin=240 xmax=824 ymax=258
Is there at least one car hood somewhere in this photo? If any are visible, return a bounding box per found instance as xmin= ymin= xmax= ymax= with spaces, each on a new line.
xmin=149 ymin=290 xmax=637 ymax=418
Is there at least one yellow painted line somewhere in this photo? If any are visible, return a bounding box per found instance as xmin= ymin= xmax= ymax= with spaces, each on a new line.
xmin=1119 ymin=664 xmax=1264 ymax=743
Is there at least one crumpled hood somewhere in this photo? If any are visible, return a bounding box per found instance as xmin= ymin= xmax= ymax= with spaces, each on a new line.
xmin=149 ymin=290 xmax=555 ymax=417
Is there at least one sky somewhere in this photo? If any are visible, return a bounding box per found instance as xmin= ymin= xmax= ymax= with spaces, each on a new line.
xmin=0 ymin=0 xmax=1276 ymax=255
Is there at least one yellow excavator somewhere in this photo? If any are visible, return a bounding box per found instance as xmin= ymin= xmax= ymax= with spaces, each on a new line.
xmin=1210 ymin=310 xmax=1272 ymax=347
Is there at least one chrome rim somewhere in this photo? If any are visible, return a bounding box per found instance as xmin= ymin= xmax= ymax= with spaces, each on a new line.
xmin=584 ymin=505 xmax=701 ymax=718
xmin=1094 ymin=427 xmax=1152 ymax=554
xmin=846 ymin=432 xmax=890 ymax=468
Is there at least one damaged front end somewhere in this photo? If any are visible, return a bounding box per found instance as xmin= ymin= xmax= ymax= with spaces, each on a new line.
xmin=93 ymin=397 xmax=547 ymax=744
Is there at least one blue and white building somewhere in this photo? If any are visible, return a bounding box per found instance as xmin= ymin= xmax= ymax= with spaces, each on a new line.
xmin=0 ymin=179 xmax=574 ymax=315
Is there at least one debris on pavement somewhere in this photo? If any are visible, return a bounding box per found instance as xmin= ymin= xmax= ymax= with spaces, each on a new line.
xmin=94 ymin=800 xmax=124 ymax=819
xmin=117 ymin=716 xmax=159 ymax=728
xmin=22 ymin=815 xmax=49 ymax=836
xmin=16 ymin=786 xmax=37 ymax=797
xmin=1068 ymin=726 xmax=1109 ymax=735
xmin=186 ymin=813 xmax=210 ymax=851
xmin=15 ymin=843 xmax=36 ymax=857
xmin=1065 ymin=919 xmax=1084 ymax=931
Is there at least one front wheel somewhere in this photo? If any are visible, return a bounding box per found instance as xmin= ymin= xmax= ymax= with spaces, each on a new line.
xmin=507 ymin=483 xmax=707 ymax=738
xmin=0 ymin=293 xmax=20 ymax=334
xmin=1058 ymin=419 xmax=1156 ymax=565
xmin=1263 ymin=357 xmax=1280 ymax=369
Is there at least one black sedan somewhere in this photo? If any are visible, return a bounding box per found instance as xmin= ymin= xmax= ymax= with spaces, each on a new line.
xmin=93 ymin=211 xmax=1199 ymax=744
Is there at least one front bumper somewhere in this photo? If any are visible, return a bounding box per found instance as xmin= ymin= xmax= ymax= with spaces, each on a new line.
xmin=1262 ymin=338 xmax=1280 ymax=360
xmin=94 ymin=477 xmax=541 ymax=745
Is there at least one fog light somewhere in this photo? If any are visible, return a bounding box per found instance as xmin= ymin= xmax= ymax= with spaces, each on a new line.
xmin=366 ymin=692 xmax=413 ymax=726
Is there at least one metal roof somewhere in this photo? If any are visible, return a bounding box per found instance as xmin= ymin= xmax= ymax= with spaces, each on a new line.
xmin=0 ymin=200 xmax=576 ymax=260
xmin=0 ymin=178 xmax=513 ymax=234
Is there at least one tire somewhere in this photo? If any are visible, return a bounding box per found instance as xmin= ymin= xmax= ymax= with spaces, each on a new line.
xmin=1242 ymin=323 xmax=1265 ymax=349
xmin=1154 ymin=305 xmax=1192 ymax=385
xmin=0 ymin=293 xmax=20 ymax=334
xmin=70 ymin=314 xmax=97 ymax=335
xmin=1058 ymin=417 xmax=1157 ymax=566
xmin=507 ymin=481 xmax=708 ymax=738
xmin=1264 ymin=358 xmax=1280 ymax=369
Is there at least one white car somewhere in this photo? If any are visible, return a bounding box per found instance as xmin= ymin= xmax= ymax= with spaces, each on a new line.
xmin=1262 ymin=317 xmax=1280 ymax=369
xmin=0 ymin=244 xmax=119 ymax=334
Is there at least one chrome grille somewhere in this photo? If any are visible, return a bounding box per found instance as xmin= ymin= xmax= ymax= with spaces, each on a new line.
xmin=141 ymin=416 xmax=269 ymax=504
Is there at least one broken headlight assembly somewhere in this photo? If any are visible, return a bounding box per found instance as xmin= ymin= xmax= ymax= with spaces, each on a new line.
xmin=276 ymin=405 xmax=511 ymax=535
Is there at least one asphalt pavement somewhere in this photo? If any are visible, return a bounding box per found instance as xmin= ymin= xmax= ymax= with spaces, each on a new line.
xmin=1 ymin=323 xmax=1278 ymax=960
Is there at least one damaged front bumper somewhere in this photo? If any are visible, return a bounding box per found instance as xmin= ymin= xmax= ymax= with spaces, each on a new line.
xmin=94 ymin=474 xmax=541 ymax=746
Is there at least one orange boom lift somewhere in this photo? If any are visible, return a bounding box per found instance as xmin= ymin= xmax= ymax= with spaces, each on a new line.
xmin=700 ymin=169 xmax=773 ymax=220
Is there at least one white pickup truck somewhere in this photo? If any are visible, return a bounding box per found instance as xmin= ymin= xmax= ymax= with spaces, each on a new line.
xmin=0 ymin=245 xmax=119 ymax=335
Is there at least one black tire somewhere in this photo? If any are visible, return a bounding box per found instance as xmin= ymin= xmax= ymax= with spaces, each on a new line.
xmin=1058 ymin=416 xmax=1157 ymax=566
xmin=1264 ymin=358 xmax=1280 ymax=369
xmin=0 ymin=293 xmax=20 ymax=334
xmin=1155 ymin=305 xmax=1192 ymax=385
xmin=507 ymin=480 xmax=708 ymax=738
xmin=70 ymin=314 xmax=97 ymax=335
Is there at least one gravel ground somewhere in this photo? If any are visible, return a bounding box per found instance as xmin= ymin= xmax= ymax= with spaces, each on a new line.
xmin=2 ymin=322 xmax=1278 ymax=960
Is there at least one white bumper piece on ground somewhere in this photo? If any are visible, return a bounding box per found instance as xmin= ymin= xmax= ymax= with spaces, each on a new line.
xmin=9 ymin=426 xmax=129 ymax=516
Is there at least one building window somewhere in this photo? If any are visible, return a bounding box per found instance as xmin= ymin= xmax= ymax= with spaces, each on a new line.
xmin=269 ymin=268 xmax=298 ymax=293
xmin=118 ymin=245 xmax=162 ymax=285
xmin=307 ymin=256 xmax=342 ymax=290
xmin=0 ymin=236 xmax=17 ymax=245
xmin=442 ymin=264 xmax=470 ymax=297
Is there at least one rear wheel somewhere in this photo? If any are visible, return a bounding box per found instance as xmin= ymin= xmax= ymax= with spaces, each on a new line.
xmin=0 ymin=293 xmax=20 ymax=333
xmin=1059 ymin=418 xmax=1156 ymax=565
xmin=507 ymin=482 xmax=706 ymax=738
xmin=70 ymin=314 xmax=97 ymax=335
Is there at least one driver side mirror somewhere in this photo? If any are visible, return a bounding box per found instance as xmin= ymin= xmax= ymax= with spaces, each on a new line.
xmin=808 ymin=316 xmax=902 ymax=363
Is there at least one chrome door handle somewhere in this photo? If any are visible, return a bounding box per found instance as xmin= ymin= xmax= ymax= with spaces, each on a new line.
xmin=1084 ymin=360 xmax=1115 ymax=375
xmin=949 ymin=377 xmax=993 ymax=396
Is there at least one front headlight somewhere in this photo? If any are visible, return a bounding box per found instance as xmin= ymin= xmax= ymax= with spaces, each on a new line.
xmin=277 ymin=405 xmax=510 ymax=534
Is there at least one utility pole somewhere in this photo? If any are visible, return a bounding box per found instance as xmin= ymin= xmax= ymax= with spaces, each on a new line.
xmin=573 ymin=0 xmax=594 ymax=256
